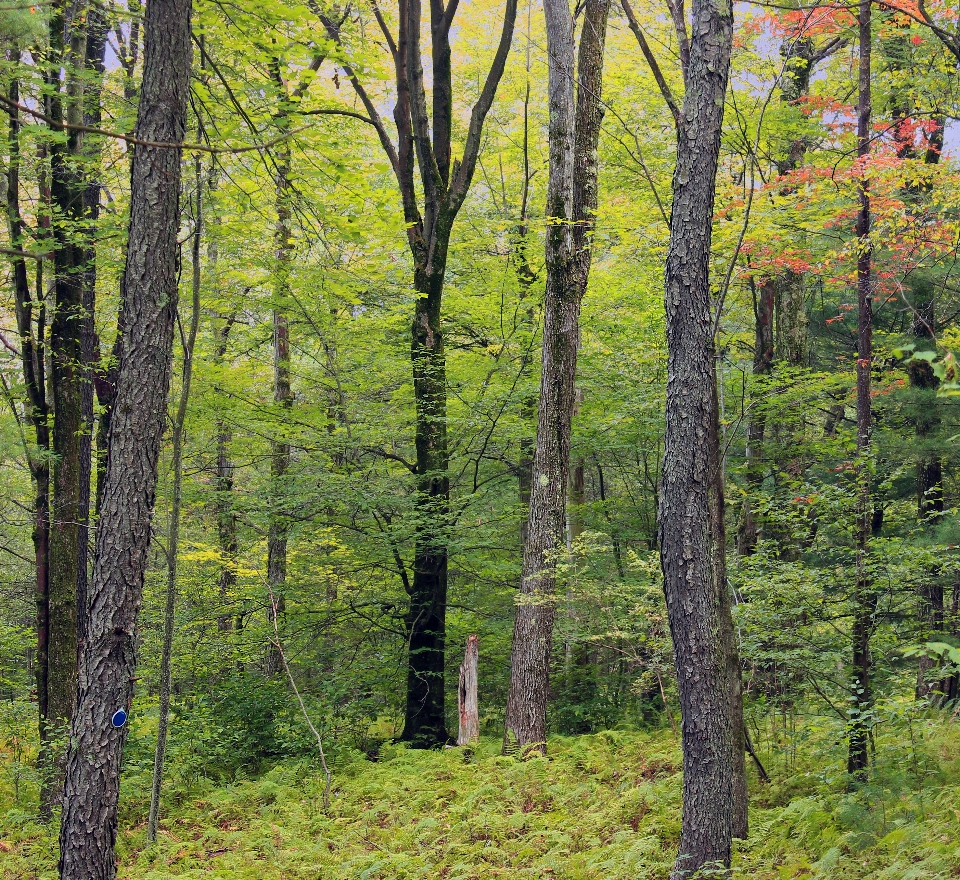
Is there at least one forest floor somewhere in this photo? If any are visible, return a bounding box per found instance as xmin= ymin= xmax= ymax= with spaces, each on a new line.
xmin=1 ymin=719 xmax=960 ymax=879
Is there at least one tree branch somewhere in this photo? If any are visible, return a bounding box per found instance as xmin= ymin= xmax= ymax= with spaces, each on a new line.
xmin=621 ymin=0 xmax=680 ymax=131
xmin=447 ymin=0 xmax=519 ymax=212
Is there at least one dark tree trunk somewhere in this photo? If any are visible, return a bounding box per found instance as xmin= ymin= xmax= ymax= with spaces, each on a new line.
xmin=657 ymin=0 xmax=736 ymax=871
xmin=214 ymin=319 xmax=237 ymax=632
xmin=6 ymin=70 xmax=51 ymax=750
xmin=503 ymin=0 xmax=609 ymax=755
xmin=93 ymin=9 xmax=141 ymax=523
xmin=738 ymin=279 xmax=774 ymax=555
xmin=910 ymin=289 xmax=945 ymax=700
xmin=848 ymin=0 xmax=873 ymax=783
xmin=323 ymin=0 xmax=516 ymax=748
xmin=77 ymin=2 xmax=108 ymax=656
xmin=403 ymin=257 xmax=452 ymax=746
xmin=266 ymin=127 xmax=294 ymax=676
xmin=58 ymin=0 xmax=192 ymax=874
xmin=596 ymin=462 xmax=625 ymax=579
xmin=45 ymin=3 xmax=90 ymax=786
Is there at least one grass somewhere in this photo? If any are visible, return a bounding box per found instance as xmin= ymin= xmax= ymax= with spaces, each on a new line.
xmin=2 ymin=716 xmax=960 ymax=878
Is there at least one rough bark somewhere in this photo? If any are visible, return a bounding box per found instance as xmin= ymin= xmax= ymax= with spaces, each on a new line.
xmin=58 ymin=0 xmax=192 ymax=874
xmin=848 ymin=0 xmax=873 ymax=783
xmin=324 ymin=0 xmax=517 ymax=748
xmin=457 ymin=634 xmax=479 ymax=746
xmin=147 ymin=154 xmax=203 ymax=843
xmin=94 ymin=6 xmax=141 ymax=522
xmin=503 ymin=0 xmax=609 ymax=755
xmin=658 ymin=0 xmax=736 ymax=870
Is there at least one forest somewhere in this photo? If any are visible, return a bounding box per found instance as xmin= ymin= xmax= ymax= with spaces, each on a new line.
xmin=1 ymin=0 xmax=960 ymax=876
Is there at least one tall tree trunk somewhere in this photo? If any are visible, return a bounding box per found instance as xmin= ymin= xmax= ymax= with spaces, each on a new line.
xmin=77 ymin=1 xmax=108 ymax=658
xmin=402 ymin=253 xmax=453 ymax=746
xmin=6 ymin=69 xmax=51 ymax=757
xmin=44 ymin=5 xmax=90 ymax=805
xmin=658 ymin=0 xmax=736 ymax=871
xmin=266 ymin=129 xmax=293 ymax=676
xmin=147 ymin=153 xmax=203 ymax=843
xmin=215 ymin=317 xmax=237 ymax=632
xmin=503 ymin=0 xmax=609 ymax=754
xmin=848 ymin=0 xmax=873 ymax=783
xmin=94 ymin=5 xmax=141 ymax=521
xmin=58 ymin=0 xmax=192 ymax=873
xmin=911 ymin=286 xmax=945 ymax=700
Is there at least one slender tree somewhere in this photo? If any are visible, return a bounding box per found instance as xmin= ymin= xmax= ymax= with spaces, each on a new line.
xmin=657 ymin=0 xmax=737 ymax=871
xmin=147 ymin=152 xmax=204 ymax=843
xmin=43 ymin=2 xmax=92 ymax=808
xmin=848 ymin=0 xmax=874 ymax=782
xmin=503 ymin=0 xmax=610 ymax=754
xmin=77 ymin=1 xmax=107 ymax=658
xmin=322 ymin=0 xmax=517 ymax=746
xmin=58 ymin=0 xmax=193 ymax=873
xmin=6 ymin=66 xmax=51 ymax=766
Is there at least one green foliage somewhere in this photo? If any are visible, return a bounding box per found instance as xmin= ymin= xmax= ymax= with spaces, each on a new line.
xmin=4 ymin=720 xmax=960 ymax=878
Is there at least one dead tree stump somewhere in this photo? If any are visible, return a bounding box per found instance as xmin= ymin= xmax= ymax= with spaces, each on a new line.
xmin=457 ymin=635 xmax=479 ymax=746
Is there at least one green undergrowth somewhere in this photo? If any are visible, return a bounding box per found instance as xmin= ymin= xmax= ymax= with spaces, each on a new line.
xmin=3 ymin=720 xmax=960 ymax=878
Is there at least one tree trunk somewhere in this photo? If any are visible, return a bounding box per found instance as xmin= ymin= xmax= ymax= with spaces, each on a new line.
xmin=848 ymin=0 xmax=873 ymax=784
xmin=402 ymin=257 xmax=452 ymax=747
xmin=77 ymin=1 xmax=108 ymax=658
xmin=44 ymin=4 xmax=91 ymax=807
xmin=215 ymin=318 xmax=237 ymax=632
xmin=147 ymin=153 xmax=203 ymax=843
xmin=6 ymin=70 xmax=51 ymax=757
xmin=457 ymin=635 xmax=479 ymax=746
xmin=658 ymin=0 xmax=736 ymax=871
xmin=737 ymin=279 xmax=774 ymax=555
xmin=58 ymin=0 xmax=192 ymax=873
xmin=266 ymin=130 xmax=294 ymax=676
xmin=503 ymin=0 xmax=609 ymax=755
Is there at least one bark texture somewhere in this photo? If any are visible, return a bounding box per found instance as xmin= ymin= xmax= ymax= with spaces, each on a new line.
xmin=503 ymin=0 xmax=609 ymax=755
xmin=658 ymin=0 xmax=736 ymax=870
xmin=58 ymin=0 xmax=192 ymax=873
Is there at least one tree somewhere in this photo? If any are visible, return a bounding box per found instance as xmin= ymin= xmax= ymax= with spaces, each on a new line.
xmin=657 ymin=0 xmax=738 ymax=872
xmin=503 ymin=0 xmax=610 ymax=754
xmin=848 ymin=0 xmax=874 ymax=783
xmin=322 ymin=0 xmax=518 ymax=747
xmin=147 ymin=151 xmax=204 ymax=843
xmin=58 ymin=0 xmax=193 ymax=873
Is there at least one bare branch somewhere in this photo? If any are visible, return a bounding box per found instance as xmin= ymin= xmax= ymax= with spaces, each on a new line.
xmin=448 ymin=0 xmax=519 ymax=211
xmin=621 ymin=0 xmax=680 ymax=131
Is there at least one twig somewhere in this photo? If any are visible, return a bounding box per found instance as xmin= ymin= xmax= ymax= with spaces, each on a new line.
xmin=268 ymin=585 xmax=333 ymax=809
